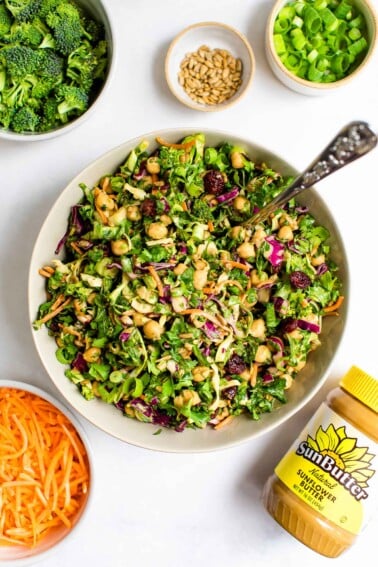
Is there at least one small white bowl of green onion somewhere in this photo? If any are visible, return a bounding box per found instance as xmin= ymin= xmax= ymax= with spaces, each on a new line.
xmin=265 ymin=0 xmax=377 ymax=95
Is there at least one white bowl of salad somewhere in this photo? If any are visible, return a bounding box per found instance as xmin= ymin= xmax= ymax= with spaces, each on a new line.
xmin=28 ymin=128 xmax=348 ymax=452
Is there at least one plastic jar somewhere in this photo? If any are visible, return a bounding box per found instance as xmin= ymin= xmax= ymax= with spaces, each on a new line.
xmin=262 ymin=366 xmax=378 ymax=558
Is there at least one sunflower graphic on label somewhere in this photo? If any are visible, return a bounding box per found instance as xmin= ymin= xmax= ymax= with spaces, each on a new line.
xmin=275 ymin=404 xmax=377 ymax=534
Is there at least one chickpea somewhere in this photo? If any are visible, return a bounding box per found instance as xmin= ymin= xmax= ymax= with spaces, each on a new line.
xmin=237 ymin=242 xmax=255 ymax=259
xmin=233 ymin=196 xmax=250 ymax=212
xmin=283 ymin=374 xmax=293 ymax=389
xmin=311 ymin=254 xmax=325 ymax=266
xmin=133 ymin=312 xmax=149 ymax=326
xmin=160 ymin=214 xmax=172 ymax=226
xmin=230 ymin=226 xmax=245 ymax=240
xmin=146 ymin=157 xmax=160 ymax=174
xmin=220 ymin=251 xmax=231 ymax=263
xmin=230 ymin=151 xmax=244 ymax=169
xmin=250 ymin=269 xmax=265 ymax=286
xmin=143 ymin=320 xmax=164 ymax=341
xmin=254 ymin=345 xmax=271 ymax=364
xmin=194 ymin=258 xmax=208 ymax=270
xmin=95 ymin=190 xmax=115 ymax=213
xmin=173 ymin=263 xmax=187 ymax=276
xmin=192 ymin=366 xmax=212 ymax=382
xmin=146 ymin=222 xmax=168 ymax=240
xmin=109 ymin=206 xmax=127 ymax=226
xmin=206 ymin=242 xmax=218 ymax=256
xmin=193 ymin=268 xmax=208 ymax=290
xmin=111 ymin=239 xmax=129 ymax=255
xmin=251 ymin=227 xmax=267 ymax=248
xmin=278 ymin=225 xmax=293 ymax=241
xmin=126 ymin=205 xmax=142 ymax=221
xmin=174 ymin=389 xmax=201 ymax=409
xmin=83 ymin=347 xmax=101 ymax=363
xmin=250 ymin=318 xmax=266 ymax=339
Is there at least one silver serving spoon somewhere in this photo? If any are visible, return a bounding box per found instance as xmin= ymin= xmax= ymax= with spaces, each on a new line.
xmin=243 ymin=121 xmax=377 ymax=227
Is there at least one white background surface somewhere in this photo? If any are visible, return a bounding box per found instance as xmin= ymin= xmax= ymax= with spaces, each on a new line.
xmin=1 ymin=0 xmax=378 ymax=565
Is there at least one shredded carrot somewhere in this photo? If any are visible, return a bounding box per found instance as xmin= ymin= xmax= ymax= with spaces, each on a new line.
xmin=208 ymin=220 xmax=214 ymax=232
xmin=38 ymin=298 xmax=71 ymax=325
xmin=324 ymin=295 xmax=344 ymax=313
xmin=155 ymin=136 xmax=195 ymax=150
xmin=146 ymin=265 xmax=165 ymax=297
xmin=0 ymin=389 xmax=89 ymax=548
xmin=222 ymin=260 xmax=251 ymax=272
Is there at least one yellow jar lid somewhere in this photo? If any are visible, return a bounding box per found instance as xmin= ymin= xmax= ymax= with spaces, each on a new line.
xmin=341 ymin=366 xmax=378 ymax=412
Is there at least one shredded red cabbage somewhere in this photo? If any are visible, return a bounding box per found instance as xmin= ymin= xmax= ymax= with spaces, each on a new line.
xmin=316 ymin=263 xmax=329 ymax=275
xmin=71 ymin=353 xmax=88 ymax=373
xmin=216 ymin=186 xmax=239 ymax=203
xmin=265 ymin=236 xmax=284 ymax=268
xmin=119 ymin=331 xmax=131 ymax=342
xmin=297 ymin=319 xmax=320 ymax=333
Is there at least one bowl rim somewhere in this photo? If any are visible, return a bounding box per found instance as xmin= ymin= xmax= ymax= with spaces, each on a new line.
xmin=0 ymin=380 xmax=94 ymax=566
xmin=165 ymin=21 xmax=255 ymax=112
xmin=28 ymin=126 xmax=349 ymax=453
xmin=0 ymin=0 xmax=117 ymax=142
xmin=266 ymin=0 xmax=378 ymax=91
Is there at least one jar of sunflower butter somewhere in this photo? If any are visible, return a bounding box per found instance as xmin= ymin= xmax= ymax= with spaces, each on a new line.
xmin=262 ymin=366 xmax=378 ymax=558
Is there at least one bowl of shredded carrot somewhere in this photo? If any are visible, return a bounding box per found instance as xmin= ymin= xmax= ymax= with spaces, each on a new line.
xmin=0 ymin=381 xmax=92 ymax=564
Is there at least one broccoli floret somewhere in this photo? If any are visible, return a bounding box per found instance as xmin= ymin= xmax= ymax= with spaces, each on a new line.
xmin=10 ymin=104 xmax=39 ymax=131
xmin=4 ymin=0 xmax=42 ymax=22
xmin=45 ymin=2 xmax=82 ymax=55
xmin=55 ymin=84 xmax=88 ymax=123
xmin=81 ymin=17 xmax=104 ymax=44
xmin=39 ymin=95 xmax=58 ymax=129
xmin=8 ymin=20 xmax=42 ymax=46
xmin=37 ymin=47 xmax=63 ymax=76
xmin=0 ymin=5 xmax=12 ymax=38
xmin=1 ymin=44 xmax=39 ymax=78
xmin=66 ymin=41 xmax=96 ymax=91
xmin=2 ymin=73 xmax=37 ymax=105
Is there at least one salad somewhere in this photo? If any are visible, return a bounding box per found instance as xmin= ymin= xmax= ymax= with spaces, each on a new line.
xmin=34 ymin=134 xmax=343 ymax=431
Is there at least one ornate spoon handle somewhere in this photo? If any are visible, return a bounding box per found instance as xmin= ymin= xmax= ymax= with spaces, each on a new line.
xmin=244 ymin=121 xmax=377 ymax=227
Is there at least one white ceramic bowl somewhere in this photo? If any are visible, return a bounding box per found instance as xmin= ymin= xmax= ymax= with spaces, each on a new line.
xmin=165 ymin=22 xmax=255 ymax=111
xmin=0 ymin=380 xmax=93 ymax=566
xmin=266 ymin=0 xmax=377 ymax=96
xmin=0 ymin=0 xmax=116 ymax=142
xmin=28 ymin=128 xmax=349 ymax=453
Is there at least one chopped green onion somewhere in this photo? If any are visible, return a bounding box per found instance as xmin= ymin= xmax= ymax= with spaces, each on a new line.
xmin=348 ymin=27 xmax=361 ymax=41
xmin=304 ymin=6 xmax=322 ymax=34
xmin=334 ymin=1 xmax=353 ymax=20
xmin=274 ymin=18 xmax=291 ymax=33
xmin=307 ymin=48 xmax=319 ymax=62
xmin=291 ymin=28 xmax=307 ymax=50
xmin=292 ymin=15 xmax=304 ymax=27
xmin=273 ymin=0 xmax=369 ymax=83
xmin=274 ymin=34 xmax=287 ymax=55
xmin=349 ymin=36 xmax=368 ymax=56
xmin=331 ymin=53 xmax=350 ymax=74
xmin=320 ymin=8 xmax=339 ymax=31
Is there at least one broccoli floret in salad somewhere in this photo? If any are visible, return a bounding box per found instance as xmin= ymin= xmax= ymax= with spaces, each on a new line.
xmin=34 ymin=134 xmax=343 ymax=432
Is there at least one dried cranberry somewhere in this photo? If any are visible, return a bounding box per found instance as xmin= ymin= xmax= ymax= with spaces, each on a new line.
xmin=290 ymin=270 xmax=311 ymax=289
xmin=223 ymin=386 xmax=237 ymax=400
xmin=140 ymin=198 xmax=157 ymax=217
xmin=203 ymin=170 xmax=225 ymax=195
xmin=225 ymin=353 xmax=246 ymax=375
xmin=280 ymin=317 xmax=298 ymax=333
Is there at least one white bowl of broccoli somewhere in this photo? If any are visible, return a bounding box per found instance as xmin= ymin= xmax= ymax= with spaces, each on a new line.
xmin=0 ymin=0 xmax=115 ymax=140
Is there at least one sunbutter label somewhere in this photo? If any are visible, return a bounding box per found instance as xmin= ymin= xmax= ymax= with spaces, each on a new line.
xmin=275 ymin=404 xmax=377 ymax=535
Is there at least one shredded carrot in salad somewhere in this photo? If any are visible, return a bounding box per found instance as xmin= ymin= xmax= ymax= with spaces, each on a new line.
xmin=0 ymin=389 xmax=89 ymax=548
